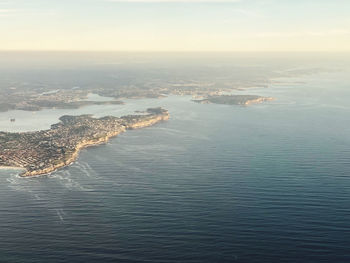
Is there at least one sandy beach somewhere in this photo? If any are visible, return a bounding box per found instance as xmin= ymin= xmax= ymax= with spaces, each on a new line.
xmin=0 ymin=166 xmax=25 ymax=171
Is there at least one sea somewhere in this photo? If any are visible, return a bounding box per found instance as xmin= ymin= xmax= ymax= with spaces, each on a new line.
xmin=0 ymin=53 xmax=350 ymax=262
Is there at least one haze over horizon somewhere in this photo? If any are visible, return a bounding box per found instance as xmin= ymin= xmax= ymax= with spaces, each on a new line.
xmin=1 ymin=0 xmax=349 ymax=52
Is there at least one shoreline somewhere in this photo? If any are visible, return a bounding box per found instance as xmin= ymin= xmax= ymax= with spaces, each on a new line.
xmin=20 ymin=130 xmax=124 ymax=177
xmin=18 ymin=112 xmax=169 ymax=178
xmin=192 ymin=95 xmax=275 ymax=106
xmin=0 ymin=166 xmax=25 ymax=171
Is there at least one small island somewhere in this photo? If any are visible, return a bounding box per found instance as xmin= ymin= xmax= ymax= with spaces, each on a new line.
xmin=193 ymin=95 xmax=274 ymax=105
xmin=0 ymin=108 xmax=169 ymax=177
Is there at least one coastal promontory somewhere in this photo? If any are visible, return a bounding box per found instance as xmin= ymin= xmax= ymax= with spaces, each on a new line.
xmin=193 ymin=95 xmax=274 ymax=105
xmin=0 ymin=108 xmax=169 ymax=177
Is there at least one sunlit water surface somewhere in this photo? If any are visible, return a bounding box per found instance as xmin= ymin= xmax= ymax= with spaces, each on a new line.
xmin=1 ymin=71 xmax=350 ymax=262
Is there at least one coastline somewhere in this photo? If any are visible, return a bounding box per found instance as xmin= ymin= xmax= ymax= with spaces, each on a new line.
xmin=20 ymin=130 xmax=124 ymax=177
xmin=18 ymin=111 xmax=169 ymax=178
xmin=244 ymin=97 xmax=275 ymax=105
xmin=0 ymin=166 xmax=25 ymax=171
xmin=192 ymin=95 xmax=275 ymax=106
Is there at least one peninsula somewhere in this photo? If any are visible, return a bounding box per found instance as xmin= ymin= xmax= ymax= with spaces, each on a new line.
xmin=0 ymin=108 xmax=169 ymax=177
xmin=193 ymin=95 xmax=274 ymax=106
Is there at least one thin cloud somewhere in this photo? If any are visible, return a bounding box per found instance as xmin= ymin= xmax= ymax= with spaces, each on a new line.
xmin=105 ymin=0 xmax=242 ymax=2
xmin=234 ymin=8 xmax=263 ymax=18
xmin=0 ymin=7 xmax=57 ymax=17
xmin=0 ymin=8 xmax=17 ymax=16
xmin=256 ymin=30 xmax=350 ymax=38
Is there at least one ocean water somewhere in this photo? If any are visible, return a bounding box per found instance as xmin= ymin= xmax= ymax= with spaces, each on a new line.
xmin=1 ymin=70 xmax=350 ymax=262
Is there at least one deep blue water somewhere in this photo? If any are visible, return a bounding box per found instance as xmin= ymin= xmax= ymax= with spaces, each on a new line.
xmin=1 ymin=71 xmax=350 ymax=262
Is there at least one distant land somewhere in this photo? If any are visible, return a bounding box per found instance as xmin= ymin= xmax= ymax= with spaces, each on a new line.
xmin=0 ymin=82 xmax=271 ymax=113
xmin=0 ymin=89 xmax=124 ymax=112
xmin=193 ymin=95 xmax=275 ymax=106
xmin=0 ymin=108 xmax=169 ymax=177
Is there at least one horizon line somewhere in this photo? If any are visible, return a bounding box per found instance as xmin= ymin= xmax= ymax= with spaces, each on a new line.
xmin=0 ymin=50 xmax=349 ymax=53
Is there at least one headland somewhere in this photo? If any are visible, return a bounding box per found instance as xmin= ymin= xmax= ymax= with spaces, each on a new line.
xmin=0 ymin=107 xmax=169 ymax=177
xmin=193 ymin=95 xmax=275 ymax=106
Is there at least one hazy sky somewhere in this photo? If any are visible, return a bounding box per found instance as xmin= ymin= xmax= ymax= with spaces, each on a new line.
xmin=1 ymin=0 xmax=349 ymax=51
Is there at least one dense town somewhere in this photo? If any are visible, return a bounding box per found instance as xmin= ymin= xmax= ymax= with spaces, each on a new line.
xmin=0 ymin=107 xmax=169 ymax=177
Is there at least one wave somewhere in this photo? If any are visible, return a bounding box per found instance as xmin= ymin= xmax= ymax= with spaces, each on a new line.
xmin=49 ymin=170 xmax=93 ymax=192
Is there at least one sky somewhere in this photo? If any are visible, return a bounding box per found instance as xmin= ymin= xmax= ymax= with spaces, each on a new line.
xmin=0 ymin=0 xmax=349 ymax=51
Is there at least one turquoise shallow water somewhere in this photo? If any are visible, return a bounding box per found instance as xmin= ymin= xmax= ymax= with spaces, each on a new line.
xmin=1 ymin=70 xmax=350 ymax=262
